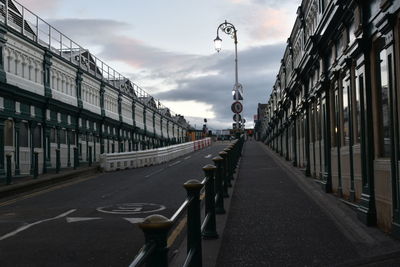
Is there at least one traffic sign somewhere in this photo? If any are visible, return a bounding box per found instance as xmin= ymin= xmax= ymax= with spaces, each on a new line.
xmin=231 ymin=101 xmax=243 ymax=114
xmin=233 ymin=114 xmax=241 ymax=122
xmin=233 ymin=83 xmax=243 ymax=100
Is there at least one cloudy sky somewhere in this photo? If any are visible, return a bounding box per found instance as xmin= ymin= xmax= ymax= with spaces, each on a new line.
xmin=17 ymin=0 xmax=298 ymax=130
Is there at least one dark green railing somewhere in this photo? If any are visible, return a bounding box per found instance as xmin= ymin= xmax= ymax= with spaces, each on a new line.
xmin=129 ymin=136 xmax=244 ymax=267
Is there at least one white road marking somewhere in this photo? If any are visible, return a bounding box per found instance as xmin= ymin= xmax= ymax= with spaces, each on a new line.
xmin=168 ymin=160 xmax=181 ymax=167
xmin=0 ymin=209 xmax=76 ymax=241
xmin=97 ymin=203 xmax=166 ymax=215
xmin=66 ymin=217 xmax=101 ymax=223
xmin=145 ymin=168 xmax=165 ymax=178
xmin=124 ymin=218 xmax=145 ymax=224
xmin=184 ymin=156 xmax=191 ymax=160
xmin=205 ymin=154 xmax=212 ymax=158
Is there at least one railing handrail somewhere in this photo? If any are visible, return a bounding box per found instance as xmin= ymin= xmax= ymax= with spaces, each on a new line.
xmin=128 ymin=136 xmax=245 ymax=267
xmin=128 ymin=242 xmax=157 ymax=267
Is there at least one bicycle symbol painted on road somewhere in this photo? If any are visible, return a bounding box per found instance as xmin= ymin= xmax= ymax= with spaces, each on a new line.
xmin=96 ymin=203 xmax=166 ymax=215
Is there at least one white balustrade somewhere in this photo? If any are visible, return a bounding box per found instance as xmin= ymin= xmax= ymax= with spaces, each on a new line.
xmin=100 ymin=138 xmax=212 ymax=172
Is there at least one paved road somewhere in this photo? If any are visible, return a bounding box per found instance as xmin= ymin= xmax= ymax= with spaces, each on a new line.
xmin=0 ymin=142 xmax=230 ymax=267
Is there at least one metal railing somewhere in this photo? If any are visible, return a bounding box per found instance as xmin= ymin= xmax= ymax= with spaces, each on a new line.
xmin=0 ymin=0 xmax=184 ymax=124
xmin=129 ymin=136 xmax=244 ymax=267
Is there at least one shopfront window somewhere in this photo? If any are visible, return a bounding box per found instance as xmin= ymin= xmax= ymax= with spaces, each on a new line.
xmin=378 ymin=48 xmax=390 ymax=157
xmin=34 ymin=125 xmax=42 ymax=148
xmin=342 ymin=77 xmax=350 ymax=146
xmin=355 ymin=73 xmax=363 ymax=143
xmin=4 ymin=120 xmax=13 ymax=146
xmin=19 ymin=122 xmax=29 ymax=147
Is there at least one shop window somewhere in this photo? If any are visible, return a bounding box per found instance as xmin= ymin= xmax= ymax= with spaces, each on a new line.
xmin=342 ymin=77 xmax=350 ymax=146
xmin=377 ymin=48 xmax=391 ymax=157
xmin=34 ymin=125 xmax=42 ymax=148
xmin=4 ymin=120 xmax=13 ymax=146
xmin=69 ymin=131 xmax=76 ymax=146
xmin=50 ymin=128 xmax=56 ymax=143
xmin=331 ymin=87 xmax=341 ymax=148
xmin=59 ymin=130 xmax=67 ymax=144
xmin=19 ymin=122 xmax=29 ymax=147
xmin=354 ymin=74 xmax=363 ymax=143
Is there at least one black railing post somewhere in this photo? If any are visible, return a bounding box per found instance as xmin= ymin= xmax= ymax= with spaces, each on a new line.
xmin=138 ymin=214 xmax=173 ymax=267
xmin=56 ymin=148 xmax=60 ymax=174
xmin=183 ymin=179 xmax=203 ymax=267
xmin=212 ymin=156 xmax=226 ymax=214
xmin=223 ymin=148 xmax=233 ymax=186
xmin=88 ymin=146 xmax=92 ymax=167
xmin=73 ymin=147 xmax=78 ymax=170
xmin=202 ymin=164 xmax=218 ymax=239
xmin=218 ymin=151 xmax=229 ymax=198
xmin=6 ymin=154 xmax=11 ymax=185
xmin=33 ymin=152 xmax=39 ymax=179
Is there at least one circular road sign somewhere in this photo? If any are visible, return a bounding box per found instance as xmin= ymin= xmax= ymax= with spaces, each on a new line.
xmin=233 ymin=113 xmax=242 ymax=122
xmin=231 ymin=101 xmax=243 ymax=114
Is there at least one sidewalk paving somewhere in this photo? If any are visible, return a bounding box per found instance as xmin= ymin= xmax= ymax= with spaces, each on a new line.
xmin=0 ymin=164 xmax=99 ymax=200
xmin=213 ymin=141 xmax=400 ymax=266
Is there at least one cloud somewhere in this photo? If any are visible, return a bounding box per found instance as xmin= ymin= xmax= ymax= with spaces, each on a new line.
xmin=17 ymin=0 xmax=62 ymax=14
xmin=221 ymin=0 xmax=298 ymax=44
xmin=47 ymin=18 xmax=285 ymax=129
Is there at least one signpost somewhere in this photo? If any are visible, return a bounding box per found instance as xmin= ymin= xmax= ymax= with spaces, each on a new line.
xmin=233 ymin=114 xmax=241 ymax=122
xmin=231 ymin=101 xmax=243 ymax=114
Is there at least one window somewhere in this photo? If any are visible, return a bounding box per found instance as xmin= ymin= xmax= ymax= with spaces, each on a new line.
xmin=332 ymin=87 xmax=341 ymax=147
xmin=378 ymin=48 xmax=391 ymax=157
xmin=69 ymin=131 xmax=76 ymax=145
xmin=50 ymin=128 xmax=56 ymax=143
xmin=19 ymin=122 xmax=29 ymax=147
xmin=354 ymin=73 xmax=363 ymax=143
xmin=59 ymin=130 xmax=67 ymax=144
xmin=342 ymin=77 xmax=350 ymax=146
xmin=34 ymin=125 xmax=42 ymax=148
xmin=4 ymin=120 xmax=13 ymax=146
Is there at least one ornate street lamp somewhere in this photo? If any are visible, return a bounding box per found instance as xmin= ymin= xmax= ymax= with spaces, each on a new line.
xmin=214 ymin=20 xmax=243 ymax=132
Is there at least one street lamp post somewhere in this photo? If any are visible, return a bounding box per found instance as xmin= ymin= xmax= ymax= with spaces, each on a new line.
xmin=214 ymin=20 xmax=243 ymax=133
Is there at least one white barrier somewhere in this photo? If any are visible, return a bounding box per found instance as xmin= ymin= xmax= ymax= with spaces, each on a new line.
xmin=100 ymin=138 xmax=212 ymax=172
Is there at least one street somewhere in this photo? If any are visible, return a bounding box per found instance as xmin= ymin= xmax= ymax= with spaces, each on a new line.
xmin=0 ymin=142 xmax=230 ymax=267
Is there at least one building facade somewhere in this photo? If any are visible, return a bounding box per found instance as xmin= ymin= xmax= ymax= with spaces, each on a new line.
xmin=0 ymin=0 xmax=189 ymax=178
xmin=262 ymin=0 xmax=400 ymax=234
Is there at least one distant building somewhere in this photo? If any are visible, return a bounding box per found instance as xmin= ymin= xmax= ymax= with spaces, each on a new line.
xmin=260 ymin=0 xmax=400 ymax=234
xmin=0 ymin=0 xmax=189 ymax=176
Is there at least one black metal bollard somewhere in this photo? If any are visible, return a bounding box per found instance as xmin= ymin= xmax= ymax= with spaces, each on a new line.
xmin=138 ymin=214 xmax=173 ymax=267
xmin=6 ymin=154 xmax=11 ymax=185
xmin=223 ymin=148 xmax=233 ymax=186
xmin=212 ymin=156 xmax=226 ymax=214
xmin=33 ymin=152 xmax=39 ymax=179
xmin=88 ymin=146 xmax=92 ymax=167
xmin=218 ymin=151 xmax=229 ymax=198
xmin=56 ymin=148 xmax=60 ymax=174
xmin=202 ymin=164 xmax=218 ymax=239
xmin=183 ymin=179 xmax=203 ymax=267
xmin=73 ymin=147 xmax=78 ymax=170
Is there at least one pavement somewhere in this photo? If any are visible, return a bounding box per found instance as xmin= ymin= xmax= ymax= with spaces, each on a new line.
xmin=173 ymin=140 xmax=400 ymax=267
xmin=0 ymin=164 xmax=100 ymax=200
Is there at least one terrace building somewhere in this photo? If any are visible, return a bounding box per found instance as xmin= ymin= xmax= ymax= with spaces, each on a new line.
xmin=261 ymin=0 xmax=400 ymax=234
xmin=0 ymin=0 xmax=189 ymax=177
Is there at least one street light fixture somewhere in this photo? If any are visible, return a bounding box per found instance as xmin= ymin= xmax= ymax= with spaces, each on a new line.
xmin=214 ymin=36 xmax=222 ymax=52
xmin=214 ymin=20 xmax=243 ymax=133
